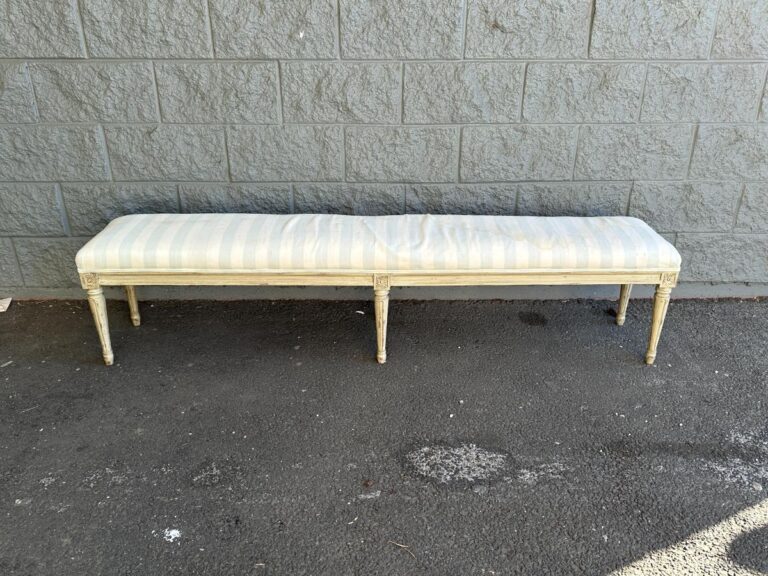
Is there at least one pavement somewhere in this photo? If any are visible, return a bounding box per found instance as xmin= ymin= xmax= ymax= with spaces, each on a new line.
xmin=1 ymin=297 xmax=767 ymax=576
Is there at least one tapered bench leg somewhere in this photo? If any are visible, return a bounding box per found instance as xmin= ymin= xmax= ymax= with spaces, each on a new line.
xmin=87 ymin=288 xmax=114 ymax=366
xmin=125 ymin=286 xmax=140 ymax=327
xmin=645 ymin=284 xmax=672 ymax=365
xmin=373 ymin=275 xmax=391 ymax=364
xmin=616 ymin=283 xmax=632 ymax=326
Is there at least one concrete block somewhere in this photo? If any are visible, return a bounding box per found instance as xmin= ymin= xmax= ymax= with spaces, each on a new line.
xmin=630 ymin=182 xmax=741 ymax=232
xmin=346 ymin=127 xmax=457 ymax=182
xmin=0 ymin=126 xmax=109 ymax=181
xmin=0 ymin=184 xmax=64 ymax=236
xmin=211 ymin=0 xmax=336 ymax=58
xmin=80 ymin=0 xmax=211 ymax=57
xmin=228 ymin=126 xmax=343 ymax=181
xmin=0 ymin=0 xmax=83 ymax=57
xmin=642 ymin=64 xmax=767 ymax=123
xmin=712 ymin=0 xmax=768 ymax=58
xmin=590 ymin=0 xmax=718 ymax=58
xmin=180 ymin=184 xmax=292 ymax=214
xmin=30 ymin=62 xmax=157 ymax=122
xmin=295 ymin=184 xmax=404 ymax=215
xmin=461 ymin=126 xmax=577 ymax=182
xmin=0 ymin=64 xmax=37 ymax=123
xmin=574 ymin=125 xmax=692 ymax=180
xmin=105 ymin=126 xmax=227 ymax=181
xmin=340 ymin=0 xmax=464 ymax=58
xmin=63 ymin=184 xmax=179 ymax=235
xmin=517 ymin=182 xmax=631 ymax=216
xmin=736 ymin=183 xmax=768 ymax=232
xmin=677 ymin=233 xmax=768 ymax=282
xmin=405 ymin=184 xmax=516 ymax=214
xmin=0 ymin=238 xmax=23 ymax=286
xmin=282 ymin=62 xmax=400 ymax=124
xmin=14 ymin=238 xmax=87 ymax=287
xmin=405 ymin=62 xmax=524 ymax=123
xmin=690 ymin=125 xmax=768 ymax=180
xmin=523 ymin=63 xmax=645 ymax=123
xmin=465 ymin=0 xmax=589 ymax=58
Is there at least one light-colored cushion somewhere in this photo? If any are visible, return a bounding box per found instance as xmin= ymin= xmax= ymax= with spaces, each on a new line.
xmin=76 ymin=214 xmax=681 ymax=274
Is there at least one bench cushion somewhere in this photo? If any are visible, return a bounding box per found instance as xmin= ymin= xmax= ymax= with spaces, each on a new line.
xmin=75 ymin=214 xmax=681 ymax=274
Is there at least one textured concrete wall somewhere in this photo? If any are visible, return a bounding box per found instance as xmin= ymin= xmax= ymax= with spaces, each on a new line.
xmin=1 ymin=0 xmax=767 ymax=293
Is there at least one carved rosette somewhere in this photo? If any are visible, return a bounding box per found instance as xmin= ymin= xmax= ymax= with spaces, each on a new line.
xmin=80 ymin=273 xmax=100 ymax=290
xmin=659 ymin=272 xmax=678 ymax=288
xmin=373 ymin=274 xmax=391 ymax=291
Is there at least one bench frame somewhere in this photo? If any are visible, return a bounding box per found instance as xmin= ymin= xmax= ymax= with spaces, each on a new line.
xmin=80 ymin=270 xmax=677 ymax=367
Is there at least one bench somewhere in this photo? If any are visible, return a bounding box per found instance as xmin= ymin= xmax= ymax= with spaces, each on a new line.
xmin=76 ymin=214 xmax=681 ymax=366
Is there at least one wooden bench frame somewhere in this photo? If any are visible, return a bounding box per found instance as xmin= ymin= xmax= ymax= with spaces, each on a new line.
xmin=79 ymin=269 xmax=678 ymax=367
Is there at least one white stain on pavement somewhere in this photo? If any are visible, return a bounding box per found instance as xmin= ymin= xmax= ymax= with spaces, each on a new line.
xmin=162 ymin=528 xmax=182 ymax=543
xmin=610 ymin=498 xmax=768 ymax=576
xmin=406 ymin=444 xmax=507 ymax=484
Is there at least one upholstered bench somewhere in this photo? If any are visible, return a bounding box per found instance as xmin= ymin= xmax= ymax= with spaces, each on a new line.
xmin=76 ymin=214 xmax=681 ymax=366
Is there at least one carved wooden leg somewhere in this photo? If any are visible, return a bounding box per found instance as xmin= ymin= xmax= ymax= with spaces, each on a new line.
xmin=373 ymin=275 xmax=391 ymax=364
xmin=616 ymin=283 xmax=632 ymax=326
xmin=87 ymin=288 xmax=114 ymax=366
xmin=645 ymin=285 xmax=672 ymax=365
xmin=125 ymin=286 xmax=140 ymax=327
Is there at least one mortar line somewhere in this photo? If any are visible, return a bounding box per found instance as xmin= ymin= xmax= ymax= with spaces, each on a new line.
xmin=342 ymin=126 xmax=347 ymax=182
xmin=336 ymin=0 xmax=343 ymax=59
xmin=636 ymin=63 xmax=650 ymax=122
xmin=461 ymin=0 xmax=470 ymax=59
xmin=25 ymin=63 xmax=42 ymax=122
xmin=685 ymin=124 xmax=699 ymax=179
xmin=626 ymin=181 xmax=634 ymax=216
xmin=586 ymin=0 xmax=597 ymax=58
xmin=756 ymin=66 xmax=768 ymax=121
xmin=73 ymin=0 xmax=90 ymax=58
xmin=9 ymin=238 xmax=27 ymax=287
xmin=203 ymin=0 xmax=217 ymax=58
xmin=707 ymin=0 xmax=723 ymax=59
xmin=223 ymin=125 xmax=234 ymax=182
xmin=150 ymin=61 xmax=163 ymax=122
xmin=276 ymin=61 xmax=285 ymax=124
xmin=54 ymin=183 xmax=72 ymax=235
xmin=98 ymin=124 xmax=114 ymax=181
xmin=290 ymin=183 xmax=296 ymax=213
xmin=176 ymin=183 xmax=184 ymax=213
xmin=400 ymin=62 xmax=405 ymax=124
xmin=570 ymin=125 xmax=582 ymax=180
xmin=732 ymin=183 xmax=746 ymax=231
xmin=3 ymin=57 xmax=768 ymax=64
xmin=454 ymin=127 xmax=462 ymax=183
xmin=518 ymin=62 xmax=528 ymax=122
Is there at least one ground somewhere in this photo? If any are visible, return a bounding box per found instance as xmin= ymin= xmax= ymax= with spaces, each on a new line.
xmin=1 ymin=298 xmax=767 ymax=576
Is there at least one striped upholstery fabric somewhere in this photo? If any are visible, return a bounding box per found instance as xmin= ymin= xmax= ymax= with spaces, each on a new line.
xmin=75 ymin=214 xmax=681 ymax=274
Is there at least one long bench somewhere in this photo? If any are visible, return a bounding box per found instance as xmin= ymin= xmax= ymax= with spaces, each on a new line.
xmin=76 ymin=214 xmax=681 ymax=366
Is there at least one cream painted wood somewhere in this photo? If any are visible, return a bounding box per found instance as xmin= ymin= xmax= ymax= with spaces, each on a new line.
xmin=645 ymin=284 xmax=672 ymax=365
xmin=616 ymin=284 xmax=632 ymax=326
xmin=373 ymin=275 xmax=391 ymax=364
xmin=80 ymin=270 xmax=678 ymax=366
xmin=86 ymin=287 xmax=113 ymax=366
xmin=125 ymin=286 xmax=140 ymax=327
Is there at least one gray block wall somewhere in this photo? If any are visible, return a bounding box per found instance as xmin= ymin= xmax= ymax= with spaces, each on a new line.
xmin=1 ymin=0 xmax=767 ymax=293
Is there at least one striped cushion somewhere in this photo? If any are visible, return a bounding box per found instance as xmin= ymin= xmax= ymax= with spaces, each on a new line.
xmin=75 ymin=214 xmax=681 ymax=274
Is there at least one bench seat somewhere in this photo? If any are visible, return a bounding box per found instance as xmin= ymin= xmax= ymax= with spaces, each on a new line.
xmin=76 ymin=213 xmax=681 ymax=367
xmin=76 ymin=214 xmax=680 ymax=274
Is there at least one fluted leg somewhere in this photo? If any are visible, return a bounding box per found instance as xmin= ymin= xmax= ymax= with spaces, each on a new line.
xmin=645 ymin=285 xmax=672 ymax=365
xmin=616 ymin=284 xmax=632 ymax=326
xmin=125 ymin=286 xmax=140 ymax=327
xmin=87 ymin=288 xmax=114 ymax=366
xmin=373 ymin=275 xmax=391 ymax=364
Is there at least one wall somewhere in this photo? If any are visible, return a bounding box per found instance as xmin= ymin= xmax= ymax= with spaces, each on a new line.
xmin=1 ymin=0 xmax=767 ymax=296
